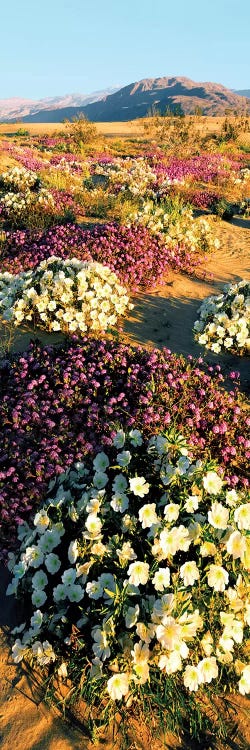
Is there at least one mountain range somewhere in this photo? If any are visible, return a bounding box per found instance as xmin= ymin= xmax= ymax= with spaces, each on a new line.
xmin=1 ymin=77 xmax=249 ymax=123
xmin=0 ymin=88 xmax=119 ymax=122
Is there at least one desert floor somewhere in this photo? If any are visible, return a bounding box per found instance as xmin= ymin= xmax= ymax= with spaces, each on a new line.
xmin=0 ymin=212 xmax=249 ymax=749
xmin=1 ymin=117 xmax=250 ymax=145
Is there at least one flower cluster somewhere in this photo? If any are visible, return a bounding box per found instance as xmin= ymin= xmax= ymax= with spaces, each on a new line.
xmin=0 ymin=224 xmax=92 ymax=275
xmin=49 ymin=154 xmax=83 ymax=174
xmin=0 ymin=166 xmax=40 ymax=191
xmin=0 ymin=339 xmax=248 ymax=548
xmin=0 ymin=220 xmax=203 ymax=291
xmin=152 ymin=154 xmax=243 ymax=186
xmin=1 ymin=188 xmax=55 ymax=220
xmin=92 ymin=157 xmax=157 ymax=197
xmin=7 ymin=428 xmax=250 ymax=712
xmin=0 ymin=256 xmax=132 ymax=334
xmin=2 ymin=142 xmax=47 ymax=172
xmin=126 ymin=200 xmax=220 ymax=255
xmin=194 ymin=280 xmax=250 ymax=355
xmin=78 ymin=222 xmax=204 ymax=290
xmin=183 ymin=189 xmax=220 ymax=210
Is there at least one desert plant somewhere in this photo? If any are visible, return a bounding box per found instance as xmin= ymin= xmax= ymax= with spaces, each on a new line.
xmin=7 ymin=427 xmax=250 ymax=743
xmin=64 ymin=115 xmax=97 ymax=152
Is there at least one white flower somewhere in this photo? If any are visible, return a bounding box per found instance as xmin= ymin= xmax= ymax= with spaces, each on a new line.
xmin=157 ymin=527 xmax=179 ymax=558
xmin=225 ymin=489 xmax=238 ymax=507
xmin=164 ymin=503 xmax=180 ymax=522
xmin=112 ymin=430 xmax=125 ymax=448
xmin=152 ymin=567 xmax=170 ymax=592
xmin=30 ymin=610 xmax=43 ymax=631
xmin=200 ymin=541 xmax=217 ymax=557
xmin=136 ymin=622 xmax=155 ymax=643
xmin=112 ymin=473 xmax=128 ymax=493
xmin=84 ymin=513 xmax=102 ymax=539
xmin=207 ymin=565 xmax=229 ymax=592
xmin=12 ymin=639 xmax=28 ymax=664
xmin=234 ymin=504 xmax=250 ymax=531
xmin=107 ymin=672 xmax=130 ymax=701
xmin=37 ymin=641 xmax=56 ymax=666
xmin=67 ymin=584 xmax=84 ymax=602
xmin=239 ymin=665 xmax=250 ymax=695
xmin=58 ymin=662 xmax=68 ymax=678
xmin=156 ymin=616 xmax=182 ymax=650
xmin=6 ymin=579 xmax=19 ymax=596
xmin=127 ymin=561 xmax=149 ymax=586
xmin=86 ymin=580 xmax=103 ymax=599
xmin=53 ymin=583 xmax=68 ymax=602
xmin=37 ymin=528 xmax=61 ymax=553
xmin=139 ymin=503 xmax=158 ymax=528
xmin=159 ymin=651 xmax=182 ymax=675
xmin=92 ymin=626 xmax=111 ymax=660
xmin=93 ymin=452 xmax=109 ymax=472
xmin=180 ymin=561 xmax=200 ymax=587
xmin=183 ymin=664 xmax=201 ymax=692
xmin=61 ymin=568 xmax=76 ymax=586
xmin=117 ymin=542 xmax=137 ymax=566
xmin=226 ymin=530 xmax=247 ymax=560
xmin=98 ymin=572 xmax=116 ymax=598
xmin=129 ymin=429 xmax=143 ymax=446
xmin=116 ymin=450 xmax=131 ymax=467
xmin=68 ymin=539 xmax=79 ymax=563
xmin=203 ymin=471 xmax=224 ymax=495
xmin=22 ymin=545 xmax=44 ymax=569
xmin=197 ymin=657 xmax=218 ymax=684
xmin=218 ymin=634 xmax=234 ymax=653
xmin=129 ymin=476 xmax=150 ymax=497
xmin=13 ymin=561 xmax=27 ymax=579
xmin=93 ymin=471 xmax=108 ymax=489
xmin=44 ymin=553 xmax=61 ymax=574
xmin=223 ymin=618 xmax=243 ymax=644
xmin=184 ymin=495 xmax=199 ymax=513
xmin=32 ymin=569 xmax=48 ymax=590
xmin=34 ymin=509 xmax=50 ymax=533
xmin=208 ymin=501 xmax=229 ymax=530
xmin=31 ymin=589 xmax=47 ymax=607
xmin=200 ymin=632 xmax=213 ymax=656
xmin=110 ymin=492 xmax=129 ymax=513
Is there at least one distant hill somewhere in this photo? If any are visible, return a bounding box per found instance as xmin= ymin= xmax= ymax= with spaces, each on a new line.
xmin=3 ymin=77 xmax=250 ymax=123
xmin=0 ymin=88 xmax=119 ymax=122
xmin=234 ymin=89 xmax=250 ymax=99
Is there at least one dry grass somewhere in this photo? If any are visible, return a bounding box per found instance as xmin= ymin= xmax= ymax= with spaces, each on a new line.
xmin=0 ymin=116 xmax=249 ymax=141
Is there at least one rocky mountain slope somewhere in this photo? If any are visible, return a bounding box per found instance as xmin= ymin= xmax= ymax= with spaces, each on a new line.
xmin=2 ymin=77 xmax=249 ymax=123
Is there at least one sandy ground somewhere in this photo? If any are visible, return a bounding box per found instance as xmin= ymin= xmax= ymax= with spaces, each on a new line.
xmin=1 ymin=117 xmax=249 ymax=143
xmin=123 ymin=216 xmax=250 ymax=391
xmin=0 ymin=217 xmax=249 ymax=749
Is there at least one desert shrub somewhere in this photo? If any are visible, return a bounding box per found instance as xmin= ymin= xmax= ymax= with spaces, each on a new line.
xmin=0 ymin=222 xmax=203 ymax=290
xmin=7 ymin=427 xmax=250 ymax=741
xmin=0 ymin=256 xmax=132 ymax=334
xmin=194 ymin=280 xmax=250 ymax=356
xmin=0 ymin=224 xmax=91 ymax=274
xmin=126 ymin=198 xmax=221 ymax=255
xmin=0 ymin=339 xmax=248 ymax=549
xmin=210 ymin=197 xmax=236 ymax=219
xmin=64 ymin=115 xmax=97 ymax=152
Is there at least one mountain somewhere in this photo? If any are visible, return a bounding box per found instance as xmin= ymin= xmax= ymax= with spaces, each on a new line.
xmin=234 ymin=89 xmax=250 ymax=99
xmin=0 ymin=88 xmax=119 ymax=122
xmin=3 ymin=77 xmax=250 ymax=124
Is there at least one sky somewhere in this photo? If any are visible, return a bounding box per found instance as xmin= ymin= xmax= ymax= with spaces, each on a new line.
xmin=1 ymin=0 xmax=249 ymax=100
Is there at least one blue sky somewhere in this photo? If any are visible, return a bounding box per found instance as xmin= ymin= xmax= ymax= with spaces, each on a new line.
xmin=1 ymin=0 xmax=249 ymax=99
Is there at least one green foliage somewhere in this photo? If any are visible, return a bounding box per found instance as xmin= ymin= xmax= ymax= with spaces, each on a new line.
xmin=211 ymin=197 xmax=236 ymax=219
xmin=15 ymin=128 xmax=30 ymax=136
